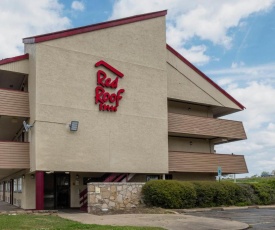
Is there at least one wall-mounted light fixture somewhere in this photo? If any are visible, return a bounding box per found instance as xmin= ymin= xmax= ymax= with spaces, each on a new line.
xmin=65 ymin=172 xmax=70 ymax=174
xmin=46 ymin=171 xmax=54 ymax=174
xmin=23 ymin=121 xmax=33 ymax=132
xmin=22 ymin=175 xmax=25 ymax=179
xmin=69 ymin=121 xmax=79 ymax=131
xmin=31 ymin=174 xmax=35 ymax=179
xmin=76 ymin=174 xmax=79 ymax=179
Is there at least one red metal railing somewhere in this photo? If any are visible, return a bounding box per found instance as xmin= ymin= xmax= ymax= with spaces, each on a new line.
xmin=79 ymin=188 xmax=87 ymax=212
xmin=103 ymin=173 xmax=128 ymax=182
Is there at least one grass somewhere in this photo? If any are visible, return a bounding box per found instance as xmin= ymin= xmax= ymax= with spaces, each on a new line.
xmin=224 ymin=176 xmax=275 ymax=183
xmin=0 ymin=214 xmax=164 ymax=230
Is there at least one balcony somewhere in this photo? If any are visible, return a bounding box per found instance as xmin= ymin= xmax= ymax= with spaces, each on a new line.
xmin=0 ymin=89 xmax=29 ymax=117
xmin=168 ymin=113 xmax=246 ymax=143
xmin=169 ymin=151 xmax=248 ymax=174
xmin=0 ymin=142 xmax=30 ymax=169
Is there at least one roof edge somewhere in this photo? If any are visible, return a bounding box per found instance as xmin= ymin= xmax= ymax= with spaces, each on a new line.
xmin=23 ymin=10 xmax=167 ymax=44
xmin=166 ymin=44 xmax=245 ymax=110
xmin=0 ymin=53 xmax=29 ymax=66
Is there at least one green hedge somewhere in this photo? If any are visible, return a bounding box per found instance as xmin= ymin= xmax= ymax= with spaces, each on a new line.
xmin=142 ymin=180 xmax=275 ymax=209
xmin=142 ymin=180 xmax=196 ymax=208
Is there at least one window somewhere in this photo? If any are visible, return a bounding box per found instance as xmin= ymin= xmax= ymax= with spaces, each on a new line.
xmin=6 ymin=182 xmax=10 ymax=192
xmin=146 ymin=175 xmax=159 ymax=181
xmin=13 ymin=179 xmax=17 ymax=192
xmin=17 ymin=178 xmax=22 ymax=192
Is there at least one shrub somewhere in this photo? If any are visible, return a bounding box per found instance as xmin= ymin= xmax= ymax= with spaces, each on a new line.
xmin=178 ymin=182 xmax=197 ymax=208
xmin=142 ymin=180 xmax=196 ymax=208
xmin=250 ymin=183 xmax=275 ymax=205
xmin=218 ymin=182 xmax=243 ymax=205
xmin=192 ymin=181 xmax=242 ymax=207
xmin=192 ymin=181 xmax=218 ymax=207
xmin=263 ymin=179 xmax=275 ymax=190
xmin=236 ymin=183 xmax=258 ymax=205
xmin=142 ymin=180 xmax=275 ymax=209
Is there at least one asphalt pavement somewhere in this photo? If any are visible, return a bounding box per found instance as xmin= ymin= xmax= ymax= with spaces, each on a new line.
xmin=185 ymin=208 xmax=275 ymax=229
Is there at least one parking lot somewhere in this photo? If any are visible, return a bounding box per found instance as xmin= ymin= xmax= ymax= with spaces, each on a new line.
xmin=186 ymin=208 xmax=275 ymax=229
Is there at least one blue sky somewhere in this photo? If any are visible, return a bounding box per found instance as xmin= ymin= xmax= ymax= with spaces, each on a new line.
xmin=1 ymin=0 xmax=275 ymax=177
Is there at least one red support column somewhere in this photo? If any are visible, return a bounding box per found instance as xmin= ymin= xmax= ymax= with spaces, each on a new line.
xmin=35 ymin=171 xmax=44 ymax=210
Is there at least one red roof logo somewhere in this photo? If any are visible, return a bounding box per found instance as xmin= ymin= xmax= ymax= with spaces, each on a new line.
xmin=94 ymin=60 xmax=125 ymax=112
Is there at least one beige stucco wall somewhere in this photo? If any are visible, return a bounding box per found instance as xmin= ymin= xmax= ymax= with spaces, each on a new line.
xmin=25 ymin=44 xmax=37 ymax=173
xmin=167 ymin=50 xmax=241 ymax=111
xmin=168 ymin=101 xmax=213 ymax=117
xmin=21 ymin=173 xmax=36 ymax=209
xmin=29 ymin=16 xmax=168 ymax=174
xmin=168 ymin=137 xmax=214 ymax=153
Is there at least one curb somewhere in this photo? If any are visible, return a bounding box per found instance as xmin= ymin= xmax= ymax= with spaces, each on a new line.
xmin=0 ymin=210 xmax=58 ymax=215
xmin=172 ymin=204 xmax=275 ymax=213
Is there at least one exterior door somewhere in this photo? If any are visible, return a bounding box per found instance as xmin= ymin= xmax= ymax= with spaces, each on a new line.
xmin=55 ymin=173 xmax=70 ymax=209
xmin=44 ymin=173 xmax=55 ymax=210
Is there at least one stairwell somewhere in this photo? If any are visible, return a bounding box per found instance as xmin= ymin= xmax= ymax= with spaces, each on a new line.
xmin=79 ymin=173 xmax=135 ymax=212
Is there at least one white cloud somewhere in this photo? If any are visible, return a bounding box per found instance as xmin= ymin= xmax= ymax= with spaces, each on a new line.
xmin=71 ymin=1 xmax=85 ymax=11
xmin=110 ymin=0 xmax=275 ymax=64
xmin=208 ymin=62 xmax=275 ymax=78
xmin=231 ymin=61 xmax=245 ymax=69
xmin=0 ymin=0 xmax=70 ymax=59
xmin=267 ymin=123 xmax=275 ymax=131
xmin=177 ymin=45 xmax=210 ymax=66
xmin=210 ymin=63 xmax=275 ymax=176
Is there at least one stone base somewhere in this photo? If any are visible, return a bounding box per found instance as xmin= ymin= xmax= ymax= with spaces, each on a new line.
xmin=87 ymin=182 xmax=145 ymax=212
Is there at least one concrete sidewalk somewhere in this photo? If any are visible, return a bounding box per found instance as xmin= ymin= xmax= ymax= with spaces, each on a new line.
xmin=0 ymin=201 xmax=21 ymax=211
xmin=58 ymin=212 xmax=249 ymax=230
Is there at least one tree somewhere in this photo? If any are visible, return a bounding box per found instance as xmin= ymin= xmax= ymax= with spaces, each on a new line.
xmin=261 ymin=171 xmax=270 ymax=177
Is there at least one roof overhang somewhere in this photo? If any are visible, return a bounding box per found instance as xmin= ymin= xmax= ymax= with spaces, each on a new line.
xmin=0 ymin=54 xmax=29 ymax=66
xmin=166 ymin=44 xmax=245 ymax=111
xmin=0 ymin=54 xmax=29 ymax=74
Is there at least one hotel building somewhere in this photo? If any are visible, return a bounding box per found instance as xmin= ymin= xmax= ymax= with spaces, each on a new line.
xmin=0 ymin=10 xmax=247 ymax=210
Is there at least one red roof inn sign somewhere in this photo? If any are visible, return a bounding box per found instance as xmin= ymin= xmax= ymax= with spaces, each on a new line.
xmin=95 ymin=60 xmax=125 ymax=112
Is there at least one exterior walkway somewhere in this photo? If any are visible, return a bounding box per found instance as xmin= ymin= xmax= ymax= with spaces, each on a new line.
xmin=58 ymin=212 xmax=249 ymax=230
xmin=0 ymin=200 xmax=21 ymax=211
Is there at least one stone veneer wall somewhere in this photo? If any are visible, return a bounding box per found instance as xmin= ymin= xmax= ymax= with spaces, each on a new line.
xmin=87 ymin=182 xmax=145 ymax=212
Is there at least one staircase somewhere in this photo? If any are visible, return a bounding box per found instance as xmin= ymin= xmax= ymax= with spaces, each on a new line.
xmin=103 ymin=173 xmax=128 ymax=182
xmin=79 ymin=188 xmax=87 ymax=212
